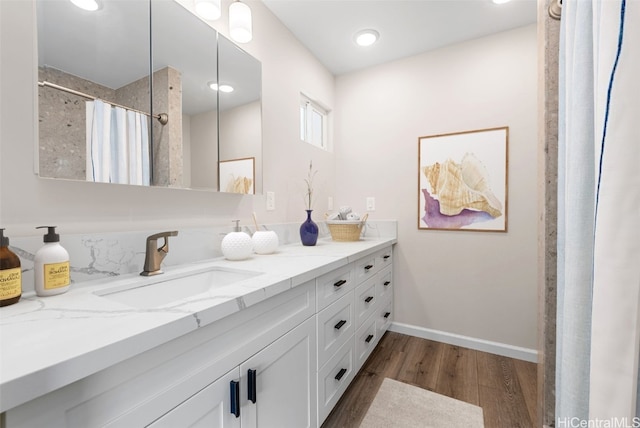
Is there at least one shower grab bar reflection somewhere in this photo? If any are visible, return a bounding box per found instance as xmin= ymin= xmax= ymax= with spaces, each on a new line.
xmin=37 ymin=80 xmax=168 ymax=125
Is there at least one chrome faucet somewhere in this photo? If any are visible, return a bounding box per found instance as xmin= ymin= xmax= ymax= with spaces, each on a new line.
xmin=140 ymin=231 xmax=179 ymax=276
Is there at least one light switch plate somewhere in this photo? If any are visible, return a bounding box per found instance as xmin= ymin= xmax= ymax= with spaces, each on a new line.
xmin=328 ymin=196 xmax=334 ymax=211
xmin=266 ymin=192 xmax=275 ymax=211
xmin=366 ymin=197 xmax=375 ymax=211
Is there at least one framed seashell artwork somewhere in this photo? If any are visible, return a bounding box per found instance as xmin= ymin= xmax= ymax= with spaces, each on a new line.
xmin=418 ymin=127 xmax=508 ymax=232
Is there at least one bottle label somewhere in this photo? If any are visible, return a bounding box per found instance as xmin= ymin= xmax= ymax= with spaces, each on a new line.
xmin=43 ymin=261 xmax=70 ymax=290
xmin=0 ymin=267 xmax=22 ymax=300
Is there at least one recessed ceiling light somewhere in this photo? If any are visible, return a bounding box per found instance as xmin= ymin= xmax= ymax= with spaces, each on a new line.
xmin=354 ymin=30 xmax=379 ymax=47
xmin=195 ymin=0 xmax=221 ymax=21
xmin=208 ymin=82 xmax=234 ymax=93
xmin=70 ymin=0 xmax=99 ymax=11
xmin=492 ymin=0 xmax=511 ymax=4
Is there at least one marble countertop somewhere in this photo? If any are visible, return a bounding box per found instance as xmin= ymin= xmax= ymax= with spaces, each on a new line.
xmin=0 ymin=237 xmax=396 ymax=413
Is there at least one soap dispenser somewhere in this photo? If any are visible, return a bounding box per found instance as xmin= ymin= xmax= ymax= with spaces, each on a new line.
xmin=221 ymin=220 xmax=253 ymax=261
xmin=0 ymin=228 xmax=22 ymax=307
xmin=34 ymin=226 xmax=71 ymax=297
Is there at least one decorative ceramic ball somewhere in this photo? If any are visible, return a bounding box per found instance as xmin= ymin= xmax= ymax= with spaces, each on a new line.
xmin=221 ymin=232 xmax=253 ymax=260
xmin=252 ymin=231 xmax=279 ymax=254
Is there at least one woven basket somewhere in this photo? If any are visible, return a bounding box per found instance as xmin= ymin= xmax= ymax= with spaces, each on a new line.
xmin=325 ymin=213 xmax=368 ymax=242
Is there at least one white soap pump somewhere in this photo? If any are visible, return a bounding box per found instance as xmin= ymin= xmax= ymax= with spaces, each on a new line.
xmin=221 ymin=220 xmax=253 ymax=261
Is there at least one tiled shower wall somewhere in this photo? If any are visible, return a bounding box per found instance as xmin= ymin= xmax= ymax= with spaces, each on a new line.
xmin=538 ymin=0 xmax=560 ymax=426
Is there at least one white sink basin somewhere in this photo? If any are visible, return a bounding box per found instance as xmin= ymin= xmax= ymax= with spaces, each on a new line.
xmin=94 ymin=266 xmax=262 ymax=309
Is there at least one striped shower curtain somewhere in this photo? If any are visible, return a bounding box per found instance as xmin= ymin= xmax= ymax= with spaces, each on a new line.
xmin=86 ymin=99 xmax=151 ymax=186
xmin=556 ymin=0 xmax=640 ymax=422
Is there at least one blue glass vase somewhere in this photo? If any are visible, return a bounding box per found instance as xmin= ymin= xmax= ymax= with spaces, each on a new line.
xmin=300 ymin=210 xmax=318 ymax=246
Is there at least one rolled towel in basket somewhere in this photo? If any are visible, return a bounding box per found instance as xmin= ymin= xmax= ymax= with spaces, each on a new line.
xmin=346 ymin=213 xmax=360 ymax=221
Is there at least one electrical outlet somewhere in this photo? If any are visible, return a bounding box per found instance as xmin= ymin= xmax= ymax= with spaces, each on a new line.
xmin=328 ymin=196 xmax=334 ymax=211
xmin=266 ymin=191 xmax=275 ymax=211
xmin=366 ymin=197 xmax=375 ymax=211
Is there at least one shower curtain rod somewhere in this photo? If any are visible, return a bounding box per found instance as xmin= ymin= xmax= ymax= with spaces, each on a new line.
xmin=38 ymin=80 xmax=169 ymax=125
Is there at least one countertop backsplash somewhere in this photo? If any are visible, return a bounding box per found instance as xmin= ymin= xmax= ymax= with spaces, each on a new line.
xmin=8 ymin=220 xmax=397 ymax=295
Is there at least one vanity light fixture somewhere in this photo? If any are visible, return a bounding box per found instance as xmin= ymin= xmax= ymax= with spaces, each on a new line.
xmin=208 ymin=82 xmax=234 ymax=93
xmin=229 ymin=0 xmax=252 ymax=43
xmin=194 ymin=0 xmax=221 ymax=21
xmin=354 ymin=29 xmax=379 ymax=47
xmin=70 ymin=0 xmax=99 ymax=11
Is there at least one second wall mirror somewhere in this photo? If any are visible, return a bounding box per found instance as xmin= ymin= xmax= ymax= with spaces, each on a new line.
xmin=36 ymin=0 xmax=262 ymax=194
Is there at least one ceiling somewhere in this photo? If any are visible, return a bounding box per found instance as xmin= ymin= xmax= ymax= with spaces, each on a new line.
xmin=261 ymin=0 xmax=538 ymax=76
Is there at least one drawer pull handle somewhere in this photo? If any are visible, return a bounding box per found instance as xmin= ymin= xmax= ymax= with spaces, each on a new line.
xmin=365 ymin=296 xmax=374 ymax=303
xmin=364 ymin=264 xmax=374 ymax=271
xmin=248 ymin=369 xmax=257 ymax=404
xmin=384 ymin=281 xmax=391 ymax=286
xmin=383 ymin=255 xmax=390 ymax=260
xmin=230 ymin=380 xmax=240 ymax=418
xmin=334 ymin=320 xmax=347 ymax=330
xmin=334 ymin=279 xmax=347 ymax=288
xmin=365 ymin=334 xmax=374 ymax=343
xmin=384 ymin=312 xmax=391 ymax=318
xmin=335 ymin=368 xmax=347 ymax=381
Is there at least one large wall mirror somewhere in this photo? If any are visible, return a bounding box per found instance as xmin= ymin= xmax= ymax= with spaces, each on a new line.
xmin=35 ymin=0 xmax=262 ymax=193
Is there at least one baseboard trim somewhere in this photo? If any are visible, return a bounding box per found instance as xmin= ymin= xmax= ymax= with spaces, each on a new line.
xmin=388 ymin=322 xmax=538 ymax=363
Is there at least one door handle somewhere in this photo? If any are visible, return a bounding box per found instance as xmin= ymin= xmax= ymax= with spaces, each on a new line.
xmin=230 ymin=380 xmax=240 ymax=418
xmin=248 ymin=369 xmax=257 ymax=404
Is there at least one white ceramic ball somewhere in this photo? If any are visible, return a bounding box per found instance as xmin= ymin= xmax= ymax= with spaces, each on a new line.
xmin=252 ymin=231 xmax=279 ymax=255
xmin=221 ymin=232 xmax=253 ymax=260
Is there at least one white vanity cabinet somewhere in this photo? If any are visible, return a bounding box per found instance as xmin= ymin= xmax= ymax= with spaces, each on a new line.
xmin=4 ymin=281 xmax=317 ymax=428
xmin=3 ymin=244 xmax=394 ymax=428
xmin=149 ymin=316 xmax=317 ymax=428
xmin=316 ymin=246 xmax=394 ymax=426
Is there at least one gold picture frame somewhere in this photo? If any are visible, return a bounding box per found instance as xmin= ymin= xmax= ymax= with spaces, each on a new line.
xmin=418 ymin=127 xmax=508 ymax=232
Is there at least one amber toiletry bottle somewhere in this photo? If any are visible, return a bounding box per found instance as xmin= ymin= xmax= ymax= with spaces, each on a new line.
xmin=0 ymin=228 xmax=22 ymax=307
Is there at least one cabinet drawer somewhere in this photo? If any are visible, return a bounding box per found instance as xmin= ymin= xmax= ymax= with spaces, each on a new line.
xmin=377 ymin=298 xmax=393 ymax=339
xmin=354 ymin=276 xmax=377 ymax=329
xmin=316 ymin=263 xmax=354 ymax=311
xmin=376 ymin=248 xmax=393 ymax=270
xmin=317 ymin=339 xmax=355 ymax=426
xmin=376 ymin=265 xmax=393 ymax=302
xmin=317 ymin=291 xmax=354 ymax=370
xmin=354 ymin=255 xmax=377 ymax=284
xmin=355 ymin=314 xmax=377 ymax=372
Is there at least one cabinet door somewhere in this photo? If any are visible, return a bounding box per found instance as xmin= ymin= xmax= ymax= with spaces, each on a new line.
xmin=240 ymin=316 xmax=317 ymax=428
xmin=148 ymin=367 xmax=241 ymax=428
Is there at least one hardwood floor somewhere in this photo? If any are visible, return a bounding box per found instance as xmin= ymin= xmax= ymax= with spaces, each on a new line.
xmin=321 ymin=331 xmax=537 ymax=428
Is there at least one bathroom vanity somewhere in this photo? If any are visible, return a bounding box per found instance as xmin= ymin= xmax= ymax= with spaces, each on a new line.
xmin=0 ymin=237 xmax=395 ymax=427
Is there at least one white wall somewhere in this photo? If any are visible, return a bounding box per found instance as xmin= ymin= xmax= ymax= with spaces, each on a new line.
xmin=0 ymin=0 xmax=335 ymax=237
xmin=335 ymin=25 xmax=539 ymax=350
xmin=1 ymin=0 xmax=538 ymax=352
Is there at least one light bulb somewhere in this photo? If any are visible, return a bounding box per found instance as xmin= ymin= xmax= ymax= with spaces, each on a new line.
xmin=355 ymin=30 xmax=379 ymax=47
xmin=229 ymin=1 xmax=252 ymax=43
xmin=208 ymin=82 xmax=234 ymax=93
xmin=70 ymin=0 xmax=99 ymax=11
xmin=195 ymin=0 xmax=221 ymax=21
